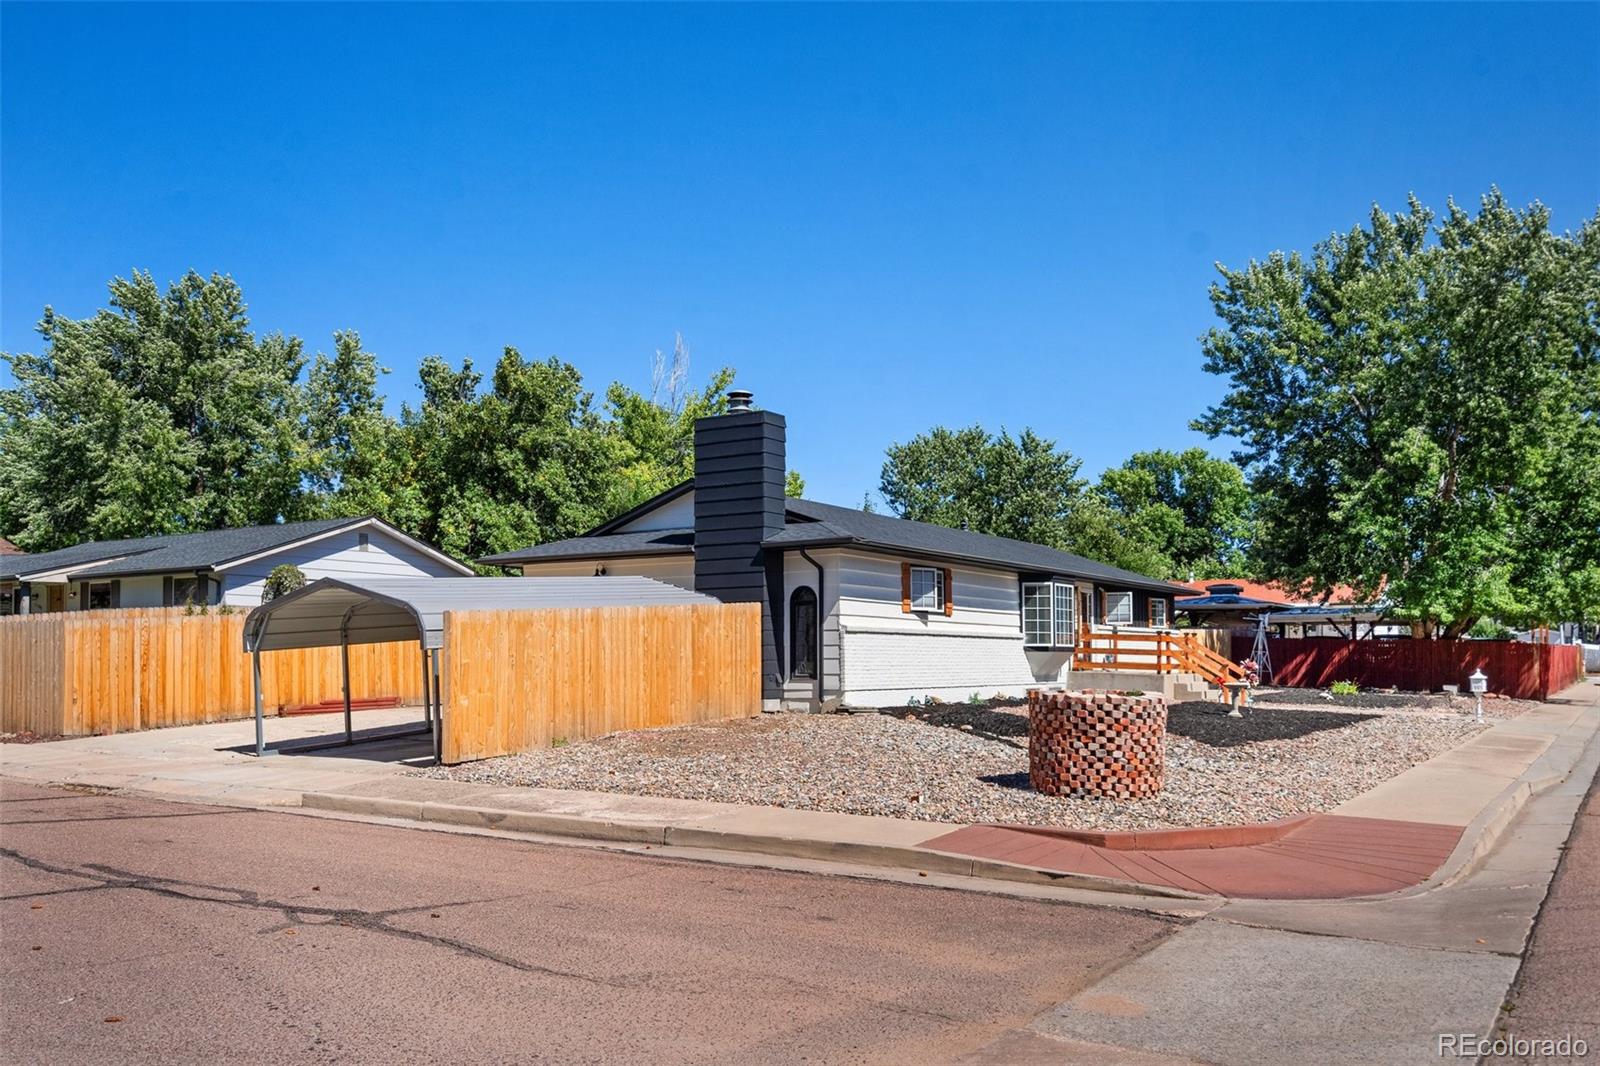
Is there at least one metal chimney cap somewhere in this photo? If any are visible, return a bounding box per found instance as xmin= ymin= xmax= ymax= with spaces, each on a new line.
xmin=726 ymin=389 xmax=754 ymax=412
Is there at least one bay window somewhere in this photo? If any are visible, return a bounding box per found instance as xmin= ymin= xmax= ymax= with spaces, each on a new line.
xmin=1023 ymin=580 xmax=1077 ymax=648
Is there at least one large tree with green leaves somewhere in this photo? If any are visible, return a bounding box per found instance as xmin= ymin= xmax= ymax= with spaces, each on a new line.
xmin=0 ymin=271 xmax=311 ymax=550
xmin=1096 ymin=448 xmax=1253 ymax=580
xmin=1196 ymin=190 xmax=1600 ymax=635
xmin=879 ymin=425 xmax=1175 ymax=575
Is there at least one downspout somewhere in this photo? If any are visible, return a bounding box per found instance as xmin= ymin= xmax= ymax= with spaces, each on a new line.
xmin=798 ymin=547 xmax=826 ymax=704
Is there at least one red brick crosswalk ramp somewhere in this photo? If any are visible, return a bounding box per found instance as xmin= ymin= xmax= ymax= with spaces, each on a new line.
xmin=920 ymin=815 xmax=1463 ymax=900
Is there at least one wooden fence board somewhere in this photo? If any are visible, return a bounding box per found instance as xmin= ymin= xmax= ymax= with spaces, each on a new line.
xmin=0 ymin=608 xmax=423 ymax=736
xmin=1231 ymin=635 xmax=1588 ymax=700
xmin=441 ymin=602 xmax=761 ymax=765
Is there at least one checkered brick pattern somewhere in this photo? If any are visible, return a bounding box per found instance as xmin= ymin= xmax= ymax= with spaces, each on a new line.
xmin=1027 ymin=689 xmax=1167 ymax=799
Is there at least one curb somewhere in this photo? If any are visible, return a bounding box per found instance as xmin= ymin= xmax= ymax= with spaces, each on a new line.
xmin=298 ymin=791 xmax=1208 ymax=901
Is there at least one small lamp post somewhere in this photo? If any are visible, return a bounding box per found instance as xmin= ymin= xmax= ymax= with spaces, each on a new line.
xmin=1469 ymin=668 xmax=1488 ymax=723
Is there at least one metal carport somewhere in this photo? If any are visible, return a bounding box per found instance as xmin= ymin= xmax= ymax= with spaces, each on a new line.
xmin=242 ymin=576 xmax=718 ymax=762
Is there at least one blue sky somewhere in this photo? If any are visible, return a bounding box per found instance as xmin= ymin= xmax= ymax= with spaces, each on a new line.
xmin=3 ymin=2 xmax=1597 ymax=508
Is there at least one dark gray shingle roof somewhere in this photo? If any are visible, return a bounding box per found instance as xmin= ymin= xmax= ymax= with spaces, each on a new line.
xmin=2 ymin=518 xmax=368 ymax=581
xmin=775 ymin=499 xmax=1191 ymax=595
xmin=478 ymin=529 xmax=694 ymax=566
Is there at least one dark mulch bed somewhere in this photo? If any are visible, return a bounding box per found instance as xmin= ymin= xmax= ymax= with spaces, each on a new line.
xmin=881 ymin=698 xmax=1377 ymax=751
xmin=1252 ymin=687 xmax=1468 ymax=710
xmin=1165 ymin=701 xmax=1378 ymax=748
xmin=881 ymin=703 xmax=1028 ymax=747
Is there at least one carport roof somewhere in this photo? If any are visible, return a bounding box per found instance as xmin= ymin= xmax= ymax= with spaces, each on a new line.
xmin=243 ymin=576 xmax=718 ymax=652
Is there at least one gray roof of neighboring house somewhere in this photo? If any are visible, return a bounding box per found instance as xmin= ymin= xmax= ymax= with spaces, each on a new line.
xmin=1173 ymin=592 xmax=1282 ymax=611
xmin=245 ymin=576 xmax=717 ymax=651
xmin=1 ymin=518 xmax=471 ymax=581
xmin=479 ymin=529 xmax=694 ymax=566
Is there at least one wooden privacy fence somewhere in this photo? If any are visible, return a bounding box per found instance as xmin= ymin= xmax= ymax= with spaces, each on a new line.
xmin=441 ymin=602 xmax=761 ymax=764
xmin=1 ymin=609 xmax=422 ymax=737
xmin=1230 ymin=635 xmax=1587 ymax=700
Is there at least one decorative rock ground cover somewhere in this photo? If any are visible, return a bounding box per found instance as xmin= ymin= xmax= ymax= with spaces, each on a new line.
xmin=419 ymin=693 xmax=1537 ymax=831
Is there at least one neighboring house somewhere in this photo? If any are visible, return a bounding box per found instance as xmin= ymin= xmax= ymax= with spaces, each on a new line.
xmin=1175 ymin=579 xmax=1406 ymax=639
xmin=0 ymin=537 xmax=23 ymax=556
xmin=0 ymin=517 xmax=472 ymax=616
xmin=482 ymin=391 xmax=1192 ymax=709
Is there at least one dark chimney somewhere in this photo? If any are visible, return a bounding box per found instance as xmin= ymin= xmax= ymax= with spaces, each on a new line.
xmin=693 ymin=391 xmax=786 ymax=702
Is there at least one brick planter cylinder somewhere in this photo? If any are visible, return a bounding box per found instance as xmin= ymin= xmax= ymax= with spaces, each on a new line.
xmin=1028 ymin=689 xmax=1167 ymax=799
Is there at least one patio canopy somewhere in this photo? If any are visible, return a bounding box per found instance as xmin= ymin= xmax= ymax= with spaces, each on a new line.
xmin=1260 ymin=605 xmax=1388 ymax=626
xmin=243 ymin=576 xmax=716 ymax=652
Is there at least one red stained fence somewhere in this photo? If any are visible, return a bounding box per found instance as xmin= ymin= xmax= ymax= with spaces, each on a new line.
xmin=1230 ymin=636 xmax=1587 ymax=700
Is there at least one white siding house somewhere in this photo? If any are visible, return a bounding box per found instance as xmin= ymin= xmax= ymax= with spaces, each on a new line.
xmin=0 ymin=518 xmax=472 ymax=615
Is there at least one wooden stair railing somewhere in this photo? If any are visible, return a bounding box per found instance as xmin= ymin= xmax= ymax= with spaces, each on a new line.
xmin=1072 ymin=628 xmax=1247 ymax=689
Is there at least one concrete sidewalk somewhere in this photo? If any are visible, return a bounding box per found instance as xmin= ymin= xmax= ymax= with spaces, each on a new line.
xmin=3 ymin=685 xmax=1596 ymax=904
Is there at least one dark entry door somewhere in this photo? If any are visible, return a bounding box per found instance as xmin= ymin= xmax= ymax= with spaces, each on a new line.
xmin=790 ymin=587 xmax=818 ymax=679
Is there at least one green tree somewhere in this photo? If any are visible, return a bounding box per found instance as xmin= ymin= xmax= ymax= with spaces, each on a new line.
xmin=262 ymin=563 xmax=307 ymax=602
xmin=881 ymin=426 xmax=1086 ymax=548
xmin=304 ymin=330 xmax=419 ymax=523
xmin=1195 ymin=190 xmax=1600 ymax=635
xmin=878 ymin=425 xmax=1176 ymax=574
xmin=785 ymin=470 xmax=806 ymax=498
xmin=1097 ymin=448 xmax=1253 ymax=579
xmin=396 ymin=349 xmax=629 ymax=565
xmin=0 ymin=271 xmax=310 ymax=550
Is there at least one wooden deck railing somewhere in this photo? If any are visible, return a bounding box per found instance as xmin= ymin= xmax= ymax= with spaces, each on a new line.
xmin=1073 ymin=627 xmax=1246 ymax=687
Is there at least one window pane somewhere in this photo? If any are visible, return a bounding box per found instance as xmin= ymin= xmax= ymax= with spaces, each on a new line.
xmin=88 ymin=583 xmax=113 ymax=610
xmin=1053 ymin=583 xmax=1076 ymax=645
xmin=1023 ymin=583 xmax=1052 ymax=645
xmin=1149 ymin=598 xmax=1168 ymax=627
xmin=172 ymin=578 xmax=199 ymax=606
xmin=1105 ymin=591 xmax=1134 ymax=626
xmin=910 ymin=567 xmax=941 ymax=611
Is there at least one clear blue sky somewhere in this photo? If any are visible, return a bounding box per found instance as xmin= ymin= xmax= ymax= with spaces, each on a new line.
xmin=4 ymin=2 xmax=1597 ymax=508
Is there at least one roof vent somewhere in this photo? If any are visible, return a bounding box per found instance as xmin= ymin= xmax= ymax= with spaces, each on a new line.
xmin=726 ymin=389 xmax=754 ymax=413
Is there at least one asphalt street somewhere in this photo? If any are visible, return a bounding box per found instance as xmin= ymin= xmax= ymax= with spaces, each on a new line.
xmin=1493 ymin=768 xmax=1600 ymax=1063
xmin=0 ymin=779 xmax=1182 ymax=1066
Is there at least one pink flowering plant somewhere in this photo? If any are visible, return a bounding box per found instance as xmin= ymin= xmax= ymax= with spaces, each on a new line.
xmin=1239 ymin=658 xmax=1261 ymax=686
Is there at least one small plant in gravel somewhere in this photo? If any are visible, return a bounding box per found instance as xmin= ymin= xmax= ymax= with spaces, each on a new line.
xmin=1330 ymin=680 xmax=1361 ymax=696
xmin=968 ymin=692 xmax=983 ymax=704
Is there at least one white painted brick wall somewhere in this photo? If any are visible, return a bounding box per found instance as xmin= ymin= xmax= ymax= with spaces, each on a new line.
xmin=839 ymin=628 xmax=1071 ymax=706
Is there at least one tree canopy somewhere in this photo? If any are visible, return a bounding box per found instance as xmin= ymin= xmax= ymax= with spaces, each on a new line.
xmin=1097 ymin=448 xmax=1253 ymax=580
xmin=1195 ymin=190 xmax=1600 ymax=633
xmin=0 ymin=272 xmax=752 ymax=567
xmin=877 ymin=425 xmax=1239 ymax=578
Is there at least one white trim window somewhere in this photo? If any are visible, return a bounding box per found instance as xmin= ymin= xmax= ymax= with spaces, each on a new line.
xmin=1023 ymin=580 xmax=1077 ymax=647
xmin=1148 ymin=597 xmax=1169 ymax=628
xmin=1104 ymin=590 xmax=1135 ymax=626
xmin=909 ymin=566 xmax=944 ymax=612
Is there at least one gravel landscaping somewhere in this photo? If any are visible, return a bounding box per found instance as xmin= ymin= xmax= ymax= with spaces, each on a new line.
xmin=418 ymin=692 xmax=1538 ymax=831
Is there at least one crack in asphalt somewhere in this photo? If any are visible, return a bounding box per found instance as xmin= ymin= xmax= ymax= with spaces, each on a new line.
xmin=0 ymin=846 xmax=656 ymax=989
xmin=3 ymin=811 xmax=244 ymax=825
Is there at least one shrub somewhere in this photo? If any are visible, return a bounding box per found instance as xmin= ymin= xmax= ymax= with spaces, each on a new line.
xmin=263 ymin=564 xmax=307 ymax=603
xmin=1330 ymin=680 xmax=1360 ymax=695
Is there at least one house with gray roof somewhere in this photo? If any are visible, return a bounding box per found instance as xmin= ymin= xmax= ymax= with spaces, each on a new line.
xmin=482 ymin=391 xmax=1192 ymax=710
xmin=0 ymin=517 xmax=473 ymax=616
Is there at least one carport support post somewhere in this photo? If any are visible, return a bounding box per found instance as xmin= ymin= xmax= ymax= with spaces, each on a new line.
xmin=251 ymin=648 xmax=270 ymax=758
xmin=341 ymin=633 xmax=353 ymax=746
xmin=419 ymin=643 xmax=432 ymax=726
